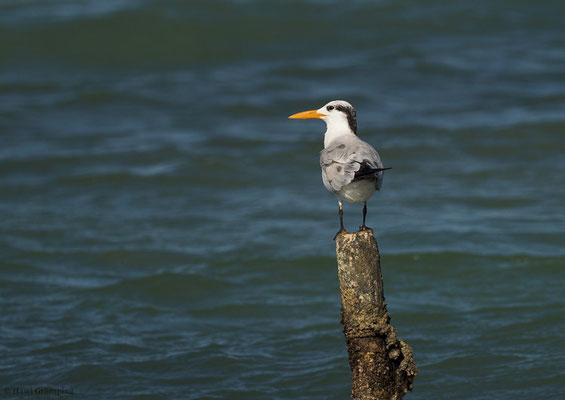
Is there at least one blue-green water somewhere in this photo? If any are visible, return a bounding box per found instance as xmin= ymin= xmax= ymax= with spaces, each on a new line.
xmin=1 ymin=1 xmax=564 ymax=399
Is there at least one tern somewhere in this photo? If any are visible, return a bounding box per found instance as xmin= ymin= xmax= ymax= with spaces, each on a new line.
xmin=289 ymin=100 xmax=390 ymax=238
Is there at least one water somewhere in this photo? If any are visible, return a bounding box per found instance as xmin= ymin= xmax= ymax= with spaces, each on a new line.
xmin=1 ymin=0 xmax=564 ymax=398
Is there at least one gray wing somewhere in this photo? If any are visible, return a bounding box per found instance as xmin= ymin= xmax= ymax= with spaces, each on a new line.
xmin=320 ymin=136 xmax=385 ymax=193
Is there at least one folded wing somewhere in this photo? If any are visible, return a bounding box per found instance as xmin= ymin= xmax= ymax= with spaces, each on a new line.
xmin=320 ymin=136 xmax=385 ymax=194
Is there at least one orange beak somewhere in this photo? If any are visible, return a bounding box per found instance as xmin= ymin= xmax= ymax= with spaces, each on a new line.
xmin=288 ymin=109 xmax=326 ymax=119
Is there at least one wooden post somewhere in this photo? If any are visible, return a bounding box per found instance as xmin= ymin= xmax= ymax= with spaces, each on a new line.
xmin=336 ymin=230 xmax=417 ymax=399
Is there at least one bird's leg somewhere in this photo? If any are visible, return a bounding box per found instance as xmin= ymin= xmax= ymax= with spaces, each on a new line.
xmin=334 ymin=201 xmax=347 ymax=240
xmin=360 ymin=201 xmax=371 ymax=231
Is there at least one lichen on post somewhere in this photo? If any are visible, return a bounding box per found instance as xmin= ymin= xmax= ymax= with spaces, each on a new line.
xmin=336 ymin=229 xmax=417 ymax=399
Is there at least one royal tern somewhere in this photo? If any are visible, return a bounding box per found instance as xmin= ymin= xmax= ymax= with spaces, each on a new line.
xmin=289 ymin=100 xmax=390 ymax=237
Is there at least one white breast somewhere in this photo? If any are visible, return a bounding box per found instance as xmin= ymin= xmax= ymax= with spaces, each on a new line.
xmin=336 ymin=180 xmax=376 ymax=203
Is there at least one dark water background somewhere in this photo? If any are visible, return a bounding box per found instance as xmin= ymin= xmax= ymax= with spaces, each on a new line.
xmin=1 ymin=0 xmax=564 ymax=399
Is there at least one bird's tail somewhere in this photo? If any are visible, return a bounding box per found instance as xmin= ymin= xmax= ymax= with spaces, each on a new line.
xmin=353 ymin=166 xmax=392 ymax=181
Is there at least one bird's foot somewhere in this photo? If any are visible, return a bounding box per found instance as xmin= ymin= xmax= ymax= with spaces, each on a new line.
xmin=333 ymin=228 xmax=347 ymax=240
xmin=359 ymin=225 xmax=373 ymax=233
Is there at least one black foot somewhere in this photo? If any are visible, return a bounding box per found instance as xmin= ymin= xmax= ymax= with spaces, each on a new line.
xmin=333 ymin=228 xmax=347 ymax=240
xmin=359 ymin=225 xmax=373 ymax=232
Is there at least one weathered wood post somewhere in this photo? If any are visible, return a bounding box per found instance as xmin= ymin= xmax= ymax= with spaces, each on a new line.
xmin=336 ymin=229 xmax=417 ymax=399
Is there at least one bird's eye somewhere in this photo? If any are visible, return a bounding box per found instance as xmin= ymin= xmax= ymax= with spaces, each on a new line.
xmin=327 ymin=105 xmax=334 ymax=111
